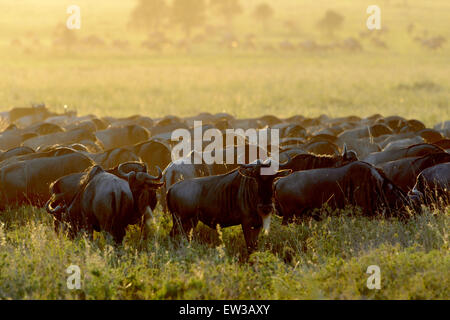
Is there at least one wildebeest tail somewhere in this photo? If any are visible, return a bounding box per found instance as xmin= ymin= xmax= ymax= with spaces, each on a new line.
xmin=166 ymin=186 xmax=174 ymax=214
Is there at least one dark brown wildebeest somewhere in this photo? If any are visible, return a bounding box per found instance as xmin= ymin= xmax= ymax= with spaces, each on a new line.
xmin=127 ymin=139 xmax=172 ymax=175
xmin=167 ymin=161 xmax=291 ymax=253
xmin=342 ymin=138 xmax=381 ymax=159
xmin=337 ymin=123 xmax=393 ymax=142
xmin=47 ymin=163 xmax=163 ymax=243
xmin=22 ymin=128 xmax=97 ymax=151
xmin=95 ymin=125 xmax=150 ymax=150
xmin=274 ymin=161 xmax=410 ymax=225
xmin=0 ymin=151 xmax=94 ymax=209
xmin=46 ymin=162 xmax=151 ymax=217
xmin=88 ymin=148 xmax=142 ymax=169
xmin=377 ymin=152 xmax=450 ymax=192
xmin=303 ymin=140 xmax=340 ymax=156
xmin=0 ymin=146 xmax=35 ymax=162
xmin=0 ymin=125 xmax=32 ymax=150
xmin=279 ymin=145 xmax=357 ymax=172
xmin=0 ymin=146 xmax=80 ymax=169
xmin=409 ymin=162 xmax=450 ymax=206
xmin=364 ymin=143 xmax=444 ymax=165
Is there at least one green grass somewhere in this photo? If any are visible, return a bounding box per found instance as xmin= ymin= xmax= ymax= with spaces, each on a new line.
xmin=0 ymin=205 xmax=448 ymax=299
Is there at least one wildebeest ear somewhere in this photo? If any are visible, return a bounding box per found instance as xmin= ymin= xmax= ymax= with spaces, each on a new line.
xmin=275 ymin=169 xmax=292 ymax=178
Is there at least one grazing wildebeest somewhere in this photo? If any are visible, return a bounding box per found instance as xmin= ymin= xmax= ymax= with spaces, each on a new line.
xmin=0 ymin=146 xmax=80 ymax=169
xmin=378 ymin=152 xmax=450 ymax=192
xmin=409 ymin=162 xmax=450 ymax=206
xmin=0 ymin=125 xmax=32 ymax=150
xmin=337 ymin=124 xmax=393 ymax=141
xmin=279 ymin=145 xmax=357 ymax=172
xmin=95 ymin=125 xmax=150 ymax=150
xmin=0 ymin=146 xmax=35 ymax=162
xmin=127 ymin=139 xmax=172 ymax=175
xmin=382 ymin=136 xmax=425 ymax=151
xmin=274 ymin=161 xmax=410 ymax=225
xmin=342 ymin=138 xmax=381 ymax=160
xmin=364 ymin=143 xmax=445 ymax=165
xmin=88 ymin=148 xmax=142 ymax=169
xmin=47 ymin=163 xmax=163 ymax=242
xmin=167 ymin=161 xmax=291 ymax=253
xmin=22 ymin=128 xmax=97 ymax=151
xmin=0 ymin=151 xmax=94 ymax=209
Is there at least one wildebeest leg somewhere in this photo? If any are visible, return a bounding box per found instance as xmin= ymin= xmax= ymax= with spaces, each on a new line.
xmin=170 ymin=213 xmax=183 ymax=238
xmin=242 ymin=224 xmax=261 ymax=254
xmin=140 ymin=206 xmax=154 ymax=240
xmin=170 ymin=214 xmax=198 ymax=239
xmin=182 ymin=217 xmax=198 ymax=239
xmin=281 ymin=210 xmax=294 ymax=225
xmin=159 ymin=189 xmax=168 ymax=214
xmin=112 ymin=227 xmax=126 ymax=244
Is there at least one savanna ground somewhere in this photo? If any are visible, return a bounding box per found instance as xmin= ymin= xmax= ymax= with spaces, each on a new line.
xmin=0 ymin=0 xmax=449 ymax=299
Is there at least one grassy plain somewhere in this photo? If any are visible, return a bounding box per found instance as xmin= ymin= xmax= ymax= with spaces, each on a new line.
xmin=0 ymin=0 xmax=449 ymax=299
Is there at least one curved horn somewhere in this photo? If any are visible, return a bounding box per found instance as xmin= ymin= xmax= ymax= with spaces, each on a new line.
xmin=143 ymin=166 xmax=163 ymax=182
xmin=342 ymin=143 xmax=348 ymax=155
xmin=117 ymin=162 xmax=147 ymax=178
xmin=45 ymin=198 xmax=64 ymax=215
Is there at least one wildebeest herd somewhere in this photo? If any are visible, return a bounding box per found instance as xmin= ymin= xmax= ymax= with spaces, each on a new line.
xmin=0 ymin=105 xmax=449 ymax=254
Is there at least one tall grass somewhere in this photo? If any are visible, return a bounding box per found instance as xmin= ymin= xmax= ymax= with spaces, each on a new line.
xmin=0 ymin=205 xmax=448 ymax=299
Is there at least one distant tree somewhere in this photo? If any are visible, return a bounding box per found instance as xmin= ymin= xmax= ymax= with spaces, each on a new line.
xmin=210 ymin=0 xmax=242 ymax=27
xmin=128 ymin=0 xmax=168 ymax=33
xmin=172 ymin=0 xmax=206 ymax=38
xmin=253 ymin=2 xmax=274 ymax=31
xmin=316 ymin=10 xmax=344 ymax=36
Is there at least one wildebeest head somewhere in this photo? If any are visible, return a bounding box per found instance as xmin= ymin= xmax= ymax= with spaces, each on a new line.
xmin=117 ymin=163 xmax=164 ymax=225
xmin=238 ymin=160 xmax=291 ymax=231
xmin=372 ymin=166 xmax=412 ymax=217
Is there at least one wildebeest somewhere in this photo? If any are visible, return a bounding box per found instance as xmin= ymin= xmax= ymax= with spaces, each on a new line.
xmin=95 ymin=125 xmax=150 ymax=150
xmin=378 ymin=152 xmax=450 ymax=192
xmin=46 ymin=162 xmax=150 ymax=216
xmin=88 ymin=147 xmax=142 ymax=169
xmin=364 ymin=143 xmax=444 ymax=165
xmin=47 ymin=162 xmax=163 ymax=242
xmin=409 ymin=162 xmax=450 ymax=206
xmin=0 ymin=146 xmax=35 ymax=162
xmin=274 ymin=161 xmax=410 ymax=224
xmin=279 ymin=145 xmax=357 ymax=172
xmin=167 ymin=161 xmax=291 ymax=253
xmin=127 ymin=139 xmax=172 ymax=175
xmin=22 ymin=128 xmax=97 ymax=151
xmin=0 ymin=151 xmax=94 ymax=209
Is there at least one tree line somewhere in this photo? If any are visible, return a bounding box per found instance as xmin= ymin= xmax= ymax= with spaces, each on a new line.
xmin=129 ymin=0 xmax=275 ymax=37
